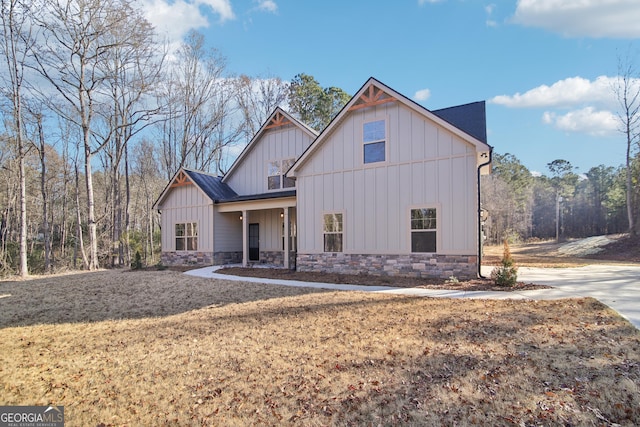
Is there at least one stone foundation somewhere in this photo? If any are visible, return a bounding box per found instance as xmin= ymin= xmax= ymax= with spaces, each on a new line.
xmin=162 ymin=251 xmax=242 ymax=267
xmin=162 ymin=251 xmax=214 ymax=266
xmin=251 ymin=251 xmax=296 ymax=270
xmin=213 ymin=251 xmax=243 ymax=265
xmin=296 ymin=253 xmax=477 ymax=280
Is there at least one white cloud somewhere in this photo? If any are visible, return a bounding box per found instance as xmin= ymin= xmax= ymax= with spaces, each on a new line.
xmin=513 ymin=0 xmax=640 ymax=38
xmin=418 ymin=0 xmax=444 ymax=5
xmin=542 ymin=107 xmax=618 ymax=136
xmin=199 ymin=0 xmax=235 ymax=22
xmin=414 ymin=88 xmax=431 ymax=101
xmin=141 ymin=0 xmax=234 ymax=45
xmin=256 ymin=0 xmax=278 ymax=13
xmin=491 ymin=76 xmax=616 ymax=109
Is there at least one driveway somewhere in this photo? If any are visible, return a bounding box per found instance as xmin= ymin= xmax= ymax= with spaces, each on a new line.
xmin=186 ymin=264 xmax=640 ymax=329
xmin=510 ymin=265 xmax=640 ymax=329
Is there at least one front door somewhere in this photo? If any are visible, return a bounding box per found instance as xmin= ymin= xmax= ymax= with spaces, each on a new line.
xmin=249 ymin=223 xmax=259 ymax=261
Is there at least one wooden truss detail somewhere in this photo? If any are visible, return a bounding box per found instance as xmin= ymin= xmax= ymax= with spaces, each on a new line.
xmin=265 ymin=111 xmax=292 ymax=130
xmin=349 ymin=85 xmax=396 ymax=111
xmin=171 ymin=170 xmax=192 ymax=188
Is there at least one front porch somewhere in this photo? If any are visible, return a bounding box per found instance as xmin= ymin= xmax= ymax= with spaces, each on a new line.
xmin=217 ymin=191 xmax=297 ymax=269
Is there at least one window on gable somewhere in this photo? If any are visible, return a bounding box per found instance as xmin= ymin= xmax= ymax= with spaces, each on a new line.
xmin=363 ymin=119 xmax=385 ymax=164
xmin=176 ymin=222 xmax=198 ymax=251
xmin=268 ymin=158 xmax=296 ymax=190
xmin=411 ymin=208 xmax=436 ymax=253
xmin=323 ymin=213 xmax=343 ymax=252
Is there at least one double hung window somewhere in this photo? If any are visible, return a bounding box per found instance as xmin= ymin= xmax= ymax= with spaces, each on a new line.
xmin=176 ymin=222 xmax=198 ymax=251
xmin=410 ymin=208 xmax=436 ymax=253
xmin=363 ymin=119 xmax=386 ymax=164
xmin=268 ymin=158 xmax=296 ymax=190
xmin=323 ymin=213 xmax=343 ymax=252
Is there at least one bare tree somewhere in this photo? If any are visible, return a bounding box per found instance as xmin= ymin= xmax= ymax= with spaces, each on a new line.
xmin=613 ymin=50 xmax=640 ymax=236
xmin=29 ymin=0 xmax=154 ymax=269
xmin=235 ymin=74 xmax=289 ymax=139
xmin=96 ymin=5 xmax=163 ymax=266
xmin=158 ymin=30 xmax=243 ymax=178
xmin=0 ymin=0 xmax=35 ymax=276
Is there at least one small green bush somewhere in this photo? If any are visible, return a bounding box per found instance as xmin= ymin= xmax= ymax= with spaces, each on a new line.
xmin=491 ymin=240 xmax=518 ymax=287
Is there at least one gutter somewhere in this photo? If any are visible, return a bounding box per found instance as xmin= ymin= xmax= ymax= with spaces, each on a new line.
xmin=477 ymin=147 xmax=493 ymax=278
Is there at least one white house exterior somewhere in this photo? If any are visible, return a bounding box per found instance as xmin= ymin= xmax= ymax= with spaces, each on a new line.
xmin=154 ymin=78 xmax=492 ymax=279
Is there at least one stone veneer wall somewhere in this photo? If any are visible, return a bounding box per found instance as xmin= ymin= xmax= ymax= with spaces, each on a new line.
xmin=255 ymin=251 xmax=297 ymax=270
xmin=296 ymin=253 xmax=477 ymax=280
xmin=162 ymin=251 xmax=242 ymax=266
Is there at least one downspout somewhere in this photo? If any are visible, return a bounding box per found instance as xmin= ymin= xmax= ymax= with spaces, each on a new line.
xmin=477 ymin=147 xmax=493 ymax=278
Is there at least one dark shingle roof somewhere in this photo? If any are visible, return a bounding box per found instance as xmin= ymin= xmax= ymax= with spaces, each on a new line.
xmin=218 ymin=190 xmax=296 ymax=203
xmin=432 ymin=101 xmax=487 ymax=144
xmin=183 ymin=169 xmax=238 ymax=202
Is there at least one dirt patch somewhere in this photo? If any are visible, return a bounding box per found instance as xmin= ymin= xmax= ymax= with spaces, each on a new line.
xmin=483 ymin=233 xmax=640 ymax=267
xmin=216 ymin=267 xmax=548 ymax=292
xmin=0 ymin=270 xmax=639 ymax=426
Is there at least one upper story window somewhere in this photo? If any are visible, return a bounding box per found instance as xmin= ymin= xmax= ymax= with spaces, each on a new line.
xmin=176 ymin=222 xmax=198 ymax=251
xmin=268 ymin=158 xmax=296 ymax=190
xmin=363 ymin=119 xmax=386 ymax=164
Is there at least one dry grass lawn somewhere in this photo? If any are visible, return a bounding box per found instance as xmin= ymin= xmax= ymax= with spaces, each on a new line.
xmin=1 ymin=270 xmax=640 ymax=426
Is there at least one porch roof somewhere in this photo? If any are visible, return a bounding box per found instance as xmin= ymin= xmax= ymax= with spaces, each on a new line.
xmin=217 ymin=189 xmax=296 ymax=203
xmin=216 ymin=190 xmax=297 ymax=212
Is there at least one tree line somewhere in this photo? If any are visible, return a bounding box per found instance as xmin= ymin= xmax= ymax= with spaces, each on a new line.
xmin=1 ymin=0 xmax=637 ymax=277
xmin=0 ymin=0 xmax=348 ymax=276
xmin=481 ymin=154 xmax=637 ymax=244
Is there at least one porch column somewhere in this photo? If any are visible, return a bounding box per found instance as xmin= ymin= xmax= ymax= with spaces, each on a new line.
xmin=283 ymin=207 xmax=290 ymax=269
xmin=242 ymin=210 xmax=248 ymax=267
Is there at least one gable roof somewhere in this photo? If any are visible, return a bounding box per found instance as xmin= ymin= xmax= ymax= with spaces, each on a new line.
xmin=289 ymin=77 xmax=491 ymax=176
xmin=222 ymin=107 xmax=318 ymax=183
xmin=153 ymin=167 xmax=237 ymax=209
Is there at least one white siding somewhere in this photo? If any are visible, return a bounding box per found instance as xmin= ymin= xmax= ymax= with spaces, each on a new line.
xmin=225 ymin=125 xmax=315 ymax=195
xmin=158 ymin=185 xmax=214 ymax=252
xmin=214 ymin=212 xmax=242 ymax=252
xmin=296 ymin=102 xmax=478 ymax=255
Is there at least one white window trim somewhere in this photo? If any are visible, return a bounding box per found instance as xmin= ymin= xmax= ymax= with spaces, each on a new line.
xmin=322 ymin=211 xmax=345 ymax=253
xmin=267 ymin=158 xmax=296 ymax=191
xmin=408 ymin=205 xmax=439 ymax=254
xmin=362 ymin=115 xmax=389 ymax=166
xmin=175 ymin=221 xmax=198 ymax=251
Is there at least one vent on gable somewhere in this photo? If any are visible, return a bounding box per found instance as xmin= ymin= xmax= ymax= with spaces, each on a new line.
xmin=265 ymin=111 xmax=292 ymax=130
xmin=349 ymin=84 xmax=397 ymax=111
xmin=171 ymin=171 xmax=192 ymax=188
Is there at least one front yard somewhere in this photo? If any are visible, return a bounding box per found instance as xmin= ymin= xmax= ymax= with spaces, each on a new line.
xmin=1 ymin=270 xmax=639 ymax=426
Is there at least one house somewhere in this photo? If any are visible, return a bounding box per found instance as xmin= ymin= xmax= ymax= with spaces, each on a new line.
xmin=153 ymin=77 xmax=492 ymax=279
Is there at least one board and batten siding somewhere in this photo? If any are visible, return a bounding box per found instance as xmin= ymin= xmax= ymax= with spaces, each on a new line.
xmin=296 ymin=101 xmax=478 ymax=255
xmin=213 ymin=211 xmax=242 ymax=252
xmin=225 ymin=125 xmax=315 ymax=195
xmin=158 ymin=185 xmax=214 ymax=252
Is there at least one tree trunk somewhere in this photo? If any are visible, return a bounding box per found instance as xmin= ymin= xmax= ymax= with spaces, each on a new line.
xmin=18 ymin=136 xmax=27 ymax=277
xmin=626 ymin=128 xmax=636 ymax=236
xmin=37 ymin=116 xmax=51 ymax=272
xmin=74 ymin=163 xmax=89 ymax=270
xmin=85 ymin=142 xmax=99 ymax=270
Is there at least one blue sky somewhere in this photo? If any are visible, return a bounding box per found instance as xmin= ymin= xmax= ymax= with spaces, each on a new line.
xmin=142 ymin=0 xmax=640 ymax=175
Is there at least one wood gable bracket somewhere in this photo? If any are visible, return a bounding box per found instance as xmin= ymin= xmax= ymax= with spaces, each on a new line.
xmin=349 ymin=84 xmax=397 ymax=111
xmin=170 ymin=170 xmax=192 ymax=188
xmin=264 ymin=111 xmax=292 ymax=130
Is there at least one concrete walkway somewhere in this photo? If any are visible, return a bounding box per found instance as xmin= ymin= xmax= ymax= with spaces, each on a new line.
xmin=185 ymin=264 xmax=640 ymax=329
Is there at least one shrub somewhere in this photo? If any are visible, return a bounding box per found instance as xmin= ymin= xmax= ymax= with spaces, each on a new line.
xmin=491 ymin=239 xmax=518 ymax=287
xmin=131 ymin=251 xmax=143 ymax=270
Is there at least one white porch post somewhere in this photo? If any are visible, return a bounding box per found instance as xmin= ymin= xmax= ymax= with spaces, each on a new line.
xmin=283 ymin=207 xmax=290 ymax=269
xmin=242 ymin=210 xmax=248 ymax=267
